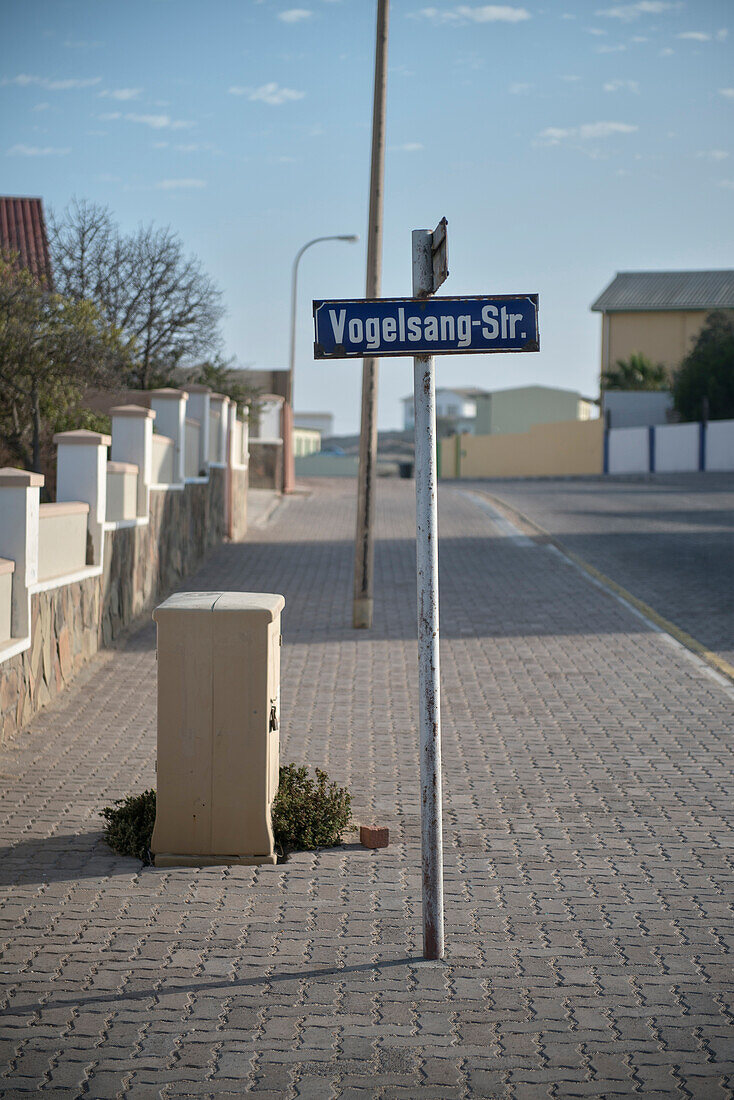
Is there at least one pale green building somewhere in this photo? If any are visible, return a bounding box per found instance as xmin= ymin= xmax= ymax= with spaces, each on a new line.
xmin=473 ymin=385 xmax=596 ymax=436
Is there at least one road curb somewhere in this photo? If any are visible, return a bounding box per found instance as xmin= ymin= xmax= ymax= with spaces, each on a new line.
xmin=466 ymin=487 xmax=734 ymax=688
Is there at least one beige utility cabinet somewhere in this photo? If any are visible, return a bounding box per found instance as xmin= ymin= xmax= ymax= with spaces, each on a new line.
xmin=151 ymin=591 xmax=285 ymax=867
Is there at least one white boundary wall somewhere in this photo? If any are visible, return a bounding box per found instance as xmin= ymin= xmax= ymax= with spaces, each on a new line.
xmin=655 ymin=423 xmax=699 ymax=473
xmin=0 ymin=386 xmax=252 ymax=667
xmin=608 ymin=427 xmax=649 ymax=474
xmin=607 ymin=419 xmax=734 ymax=475
xmin=707 ymin=419 xmax=734 ymax=471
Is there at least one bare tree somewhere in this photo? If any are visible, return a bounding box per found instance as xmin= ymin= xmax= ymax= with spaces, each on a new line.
xmin=49 ymin=200 xmax=225 ymax=389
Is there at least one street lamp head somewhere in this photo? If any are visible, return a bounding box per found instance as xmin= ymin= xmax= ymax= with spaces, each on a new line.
xmin=339 ymin=235 xmax=359 ymax=243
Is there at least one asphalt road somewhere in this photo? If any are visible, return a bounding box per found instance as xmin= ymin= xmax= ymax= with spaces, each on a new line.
xmin=459 ymin=472 xmax=734 ymax=669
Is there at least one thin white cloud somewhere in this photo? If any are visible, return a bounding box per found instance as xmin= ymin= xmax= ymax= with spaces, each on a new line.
xmin=130 ymin=113 xmax=194 ymax=129
xmin=100 ymin=87 xmax=143 ymax=101
xmin=536 ymin=120 xmax=638 ymax=145
xmin=231 ymin=82 xmax=305 ymax=105
xmin=696 ymin=150 xmax=729 ymax=161
xmin=63 ymin=39 xmax=104 ymax=49
xmin=677 ymin=31 xmax=711 ymax=41
xmin=717 ymin=29 xmax=729 ymax=40
xmin=278 ymin=8 xmax=312 ymax=20
xmin=1 ymin=74 xmax=101 ymax=90
xmin=416 ymin=5 xmax=531 ymax=24
xmin=596 ymin=43 xmax=627 ymax=51
xmin=659 ymin=46 xmax=674 ymax=54
xmin=509 ymin=81 xmax=533 ymax=93
xmin=155 ymin=178 xmax=207 ymax=190
xmin=604 ymin=78 xmax=640 ymax=92
xmin=32 ymin=102 xmax=50 ymax=111
xmin=720 ymin=88 xmax=734 ymax=98
xmin=99 ymin=111 xmax=194 ymax=129
xmin=717 ymin=179 xmax=734 ymax=190
xmin=595 ymin=1 xmax=681 ymax=21
xmin=587 ymin=27 xmax=607 ymax=35
xmin=7 ymin=143 xmax=71 ymax=156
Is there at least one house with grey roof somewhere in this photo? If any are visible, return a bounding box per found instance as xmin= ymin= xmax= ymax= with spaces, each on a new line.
xmin=591 ymin=269 xmax=734 ymax=383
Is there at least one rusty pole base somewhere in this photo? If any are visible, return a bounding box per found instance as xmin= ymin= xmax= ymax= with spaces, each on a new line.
xmin=352 ymin=596 xmax=373 ymax=629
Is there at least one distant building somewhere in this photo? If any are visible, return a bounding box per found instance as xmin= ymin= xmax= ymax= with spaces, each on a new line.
xmin=294 ymin=412 xmax=334 ymax=436
xmin=591 ymin=270 xmax=734 ymax=382
xmin=402 ymin=388 xmax=484 ymax=435
xmin=402 ymin=385 xmax=596 ymax=437
xmin=293 ymin=427 xmax=321 ymax=457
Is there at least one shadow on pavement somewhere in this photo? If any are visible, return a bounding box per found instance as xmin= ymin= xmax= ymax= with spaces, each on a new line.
xmin=0 ymin=831 xmax=136 ymax=886
xmin=1 ymin=956 xmax=419 ymax=1018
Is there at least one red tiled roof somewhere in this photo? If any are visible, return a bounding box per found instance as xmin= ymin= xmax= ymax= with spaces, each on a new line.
xmin=0 ymin=197 xmax=52 ymax=284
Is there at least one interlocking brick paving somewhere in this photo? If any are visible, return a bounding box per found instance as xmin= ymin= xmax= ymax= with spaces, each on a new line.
xmin=1 ymin=478 xmax=733 ymax=1098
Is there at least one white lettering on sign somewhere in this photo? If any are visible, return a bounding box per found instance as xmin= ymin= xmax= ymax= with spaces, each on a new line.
xmin=482 ymin=304 xmax=499 ymax=338
xmin=330 ymin=309 xmax=347 ymax=344
xmin=326 ymin=304 xmax=532 ymax=350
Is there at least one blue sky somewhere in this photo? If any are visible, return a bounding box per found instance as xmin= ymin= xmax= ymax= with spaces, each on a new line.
xmin=2 ymin=0 xmax=732 ymax=433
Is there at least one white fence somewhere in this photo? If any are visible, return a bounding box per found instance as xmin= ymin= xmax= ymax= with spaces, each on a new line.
xmin=38 ymin=502 xmax=89 ymax=582
xmin=0 ymin=387 xmax=249 ymax=664
xmin=151 ymin=433 xmax=175 ymax=485
xmin=605 ymin=419 xmax=734 ymax=475
xmin=106 ymin=462 xmax=138 ymax=522
xmin=185 ymin=419 xmax=201 ymax=478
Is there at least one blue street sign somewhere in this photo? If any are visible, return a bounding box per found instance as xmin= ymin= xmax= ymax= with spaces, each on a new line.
xmin=313 ymin=294 xmax=539 ymax=359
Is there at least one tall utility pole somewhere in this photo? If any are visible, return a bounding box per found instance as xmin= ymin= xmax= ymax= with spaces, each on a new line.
xmin=353 ymin=0 xmax=389 ymax=630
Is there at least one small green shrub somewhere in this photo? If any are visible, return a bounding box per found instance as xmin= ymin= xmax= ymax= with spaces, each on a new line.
xmin=101 ymin=789 xmax=156 ymax=862
xmin=272 ymin=763 xmax=352 ymax=858
xmin=99 ymin=765 xmax=352 ymax=864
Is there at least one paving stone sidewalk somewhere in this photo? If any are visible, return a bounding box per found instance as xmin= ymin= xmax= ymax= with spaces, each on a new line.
xmin=1 ymin=478 xmax=733 ymax=1099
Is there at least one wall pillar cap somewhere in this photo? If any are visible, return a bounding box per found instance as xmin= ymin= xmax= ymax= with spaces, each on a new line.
xmin=0 ymin=467 xmax=45 ymax=487
xmin=149 ymin=388 xmax=189 ymax=401
xmin=110 ymin=404 xmax=157 ymax=419
xmin=209 ymin=392 xmax=229 ymax=404
xmin=53 ymin=428 xmax=112 ymax=446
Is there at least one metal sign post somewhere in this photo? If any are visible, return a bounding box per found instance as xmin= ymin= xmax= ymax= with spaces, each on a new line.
xmin=313 ymin=219 xmax=539 ymax=960
xmin=412 ymin=222 xmax=447 ymax=959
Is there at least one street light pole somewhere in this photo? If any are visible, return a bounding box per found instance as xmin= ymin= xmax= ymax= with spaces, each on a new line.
xmin=289 ymin=235 xmax=359 ymax=398
xmin=286 ymin=235 xmax=358 ymax=490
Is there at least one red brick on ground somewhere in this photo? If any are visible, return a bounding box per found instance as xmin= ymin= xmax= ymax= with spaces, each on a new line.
xmin=360 ymin=825 xmax=389 ymax=849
